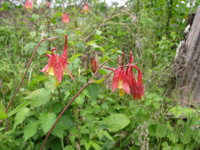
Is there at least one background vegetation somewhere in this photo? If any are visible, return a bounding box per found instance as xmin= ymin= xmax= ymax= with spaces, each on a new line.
xmin=0 ymin=0 xmax=200 ymax=149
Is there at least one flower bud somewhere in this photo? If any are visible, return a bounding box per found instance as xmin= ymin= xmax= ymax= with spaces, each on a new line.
xmin=91 ymin=52 xmax=99 ymax=73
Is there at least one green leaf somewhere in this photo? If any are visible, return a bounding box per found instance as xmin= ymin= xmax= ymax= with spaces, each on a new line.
xmin=153 ymin=102 xmax=160 ymax=109
xmin=85 ymin=113 xmax=93 ymax=120
xmin=85 ymin=143 xmax=91 ymax=150
xmin=148 ymin=123 xmax=166 ymax=137
xmin=90 ymin=141 xmax=101 ymax=150
xmin=70 ymin=53 xmax=82 ymax=62
xmin=64 ymin=145 xmax=74 ymax=150
xmin=93 ymin=77 xmax=105 ymax=84
xmin=24 ymin=42 xmax=36 ymax=52
xmin=0 ymin=110 xmax=7 ymax=119
xmin=24 ymin=121 xmax=38 ymax=141
xmin=102 ymin=131 xmax=114 ymax=141
xmin=96 ymin=30 xmax=102 ymax=35
xmin=25 ymin=88 xmax=51 ymax=107
xmin=55 ymin=29 xmax=65 ymax=34
xmin=75 ymin=94 xmax=85 ymax=105
xmin=32 ymin=14 xmax=39 ymax=20
xmin=102 ymin=114 xmax=130 ymax=132
xmin=192 ymin=128 xmax=200 ymax=143
xmin=76 ymin=42 xmax=85 ymax=51
xmin=86 ymin=83 xmax=99 ymax=101
xmin=0 ymin=101 xmax=5 ymax=111
xmin=13 ymin=107 xmax=30 ymax=129
xmin=39 ymin=112 xmax=56 ymax=134
xmin=179 ymin=126 xmax=191 ymax=144
xmin=52 ymin=115 xmax=69 ymax=139
xmin=7 ymin=101 xmax=32 ymax=117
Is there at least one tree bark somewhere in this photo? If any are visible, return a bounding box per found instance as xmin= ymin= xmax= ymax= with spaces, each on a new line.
xmin=174 ymin=5 xmax=200 ymax=106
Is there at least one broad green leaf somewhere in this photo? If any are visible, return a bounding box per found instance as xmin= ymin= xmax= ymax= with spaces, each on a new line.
xmin=90 ymin=141 xmax=101 ymax=150
xmin=153 ymin=102 xmax=160 ymax=109
xmin=25 ymin=88 xmax=51 ymax=107
xmin=24 ymin=121 xmax=38 ymax=141
xmin=64 ymin=145 xmax=74 ymax=150
xmin=0 ymin=101 xmax=5 ymax=111
xmin=24 ymin=42 xmax=36 ymax=52
xmin=45 ymin=80 xmax=57 ymax=93
xmin=148 ymin=123 xmax=166 ymax=137
xmin=52 ymin=115 xmax=69 ymax=138
xmin=7 ymin=101 xmax=32 ymax=117
xmin=75 ymin=94 xmax=85 ymax=105
xmin=39 ymin=112 xmax=56 ymax=134
xmin=85 ymin=143 xmax=90 ymax=150
xmin=179 ymin=126 xmax=191 ymax=144
xmin=55 ymin=29 xmax=65 ymax=34
xmin=76 ymin=42 xmax=85 ymax=51
xmin=0 ymin=127 xmax=5 ymax=131
xmin=85 ymin=113 xmax=93 ymax=120
xmin=32 ymin=14 xmax=39 ymax=20
xmin=156 ymin=123 xmax=166 ymax=137
xmin=102 ymin=114 xmax=130 ymax=132
xmin=192 ymin=128 xmax=200 ymax=143
xmin=96 ymin=30 xmax=102 ymax=35
xmin=13 ymin=107 xmax=30 ymax=129
xmin=86 ymin=83 xmax=99 ymax=101
xmin=0 ymin=110 xmax=7 ymax=119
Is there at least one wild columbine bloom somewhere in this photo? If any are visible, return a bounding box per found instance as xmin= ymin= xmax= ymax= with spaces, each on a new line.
xmin=40 ymin=35 xmax=74 ymax=83
xmin=81 ymin=3 xmax=89 ymax=13
xmin=91 ymin=52 xmax=100 ymax=73
xmin=104 ymin=52 xmax=144 ymax=100
xmin=23 ymin=0 xmax=33 ymax=11
xmin=104 ymin=53 xmax=130 ymax=97
xmin=125 ymin=52 xmax=144 ymax=100
xmin=62 ymin=12 xmax=70 ymax=24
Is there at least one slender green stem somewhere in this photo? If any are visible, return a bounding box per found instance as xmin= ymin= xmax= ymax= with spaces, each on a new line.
xmin=5 ymin=39 xmax=44 ymax=113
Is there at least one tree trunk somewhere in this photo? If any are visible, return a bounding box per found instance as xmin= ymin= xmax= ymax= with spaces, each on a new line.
xmin=174 ymin=5 xmax=200 ymax=106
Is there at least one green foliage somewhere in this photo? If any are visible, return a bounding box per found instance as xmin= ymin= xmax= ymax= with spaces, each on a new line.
xmin=0 ymin=0 xmax=200 ymax=150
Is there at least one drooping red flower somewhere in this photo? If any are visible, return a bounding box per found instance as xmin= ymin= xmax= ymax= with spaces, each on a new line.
xmin=104 ymin=53 xmax=130 ymax=97
xmin=40 ymin=35 xmax=74 ymax=83
xmin=104 ymin=52 xmax=144 ymax=100
xmin=125 ymin=52 xmax=144 ymax=100
xmin=62 ymin=12 xmax=70 ymax=24
xmin=91 ymin=52 xmax=100 ymax=73
xmin=81 ymin=3 xmax=89 ymax=13
xmin=23 ymin=0 xmax=33 ymax=11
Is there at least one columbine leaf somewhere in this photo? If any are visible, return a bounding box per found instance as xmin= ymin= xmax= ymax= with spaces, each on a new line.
xmin=24 ymin=121 xmax=38 ymax=141
xmin=13 ymin=107 xmax=30 ymax=129
xmin=101 ymin=114 xmax=130 ymax=132
xmin=39 ymin=112 xmax=56 ymax=134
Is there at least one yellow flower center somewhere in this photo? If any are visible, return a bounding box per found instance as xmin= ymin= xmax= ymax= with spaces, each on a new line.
xmin=118 ymin=80 xmax=123 ymax=89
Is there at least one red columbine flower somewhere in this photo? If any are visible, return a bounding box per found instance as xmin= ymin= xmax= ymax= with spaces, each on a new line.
xmin=62 ymin=12 xmax=70 ymax=24
xmin=104 ymin=53 xmax=130 ymax=97
xmin=125 ymin=52 xmax=144 ymax=100
xmin=24 ymin=0 xmax=33 ymax=11
xmin=40 ymin=35 xmax=74 ymax=83
xmin=91 ymin=52 xmax=100 ymax=73
xmin=81 ymin=3 xmax=89 ymax=13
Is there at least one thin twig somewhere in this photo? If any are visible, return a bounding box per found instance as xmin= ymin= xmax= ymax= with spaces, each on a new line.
xmin=5 ymin=39 xmax=44 ymax=113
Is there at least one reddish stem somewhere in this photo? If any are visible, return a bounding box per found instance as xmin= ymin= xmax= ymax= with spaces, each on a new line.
xmin=5 ymin=40 xmax=44 ymax=113
xmin=40 ymin=58 xmax=127 ymax=150
xmin=40 ymin=80 xmax=93 ymax=150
